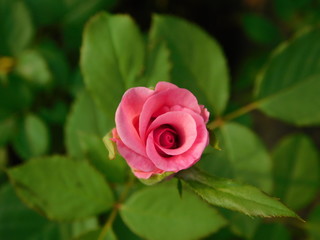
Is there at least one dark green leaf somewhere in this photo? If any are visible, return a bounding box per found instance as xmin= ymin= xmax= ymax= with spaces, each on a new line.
xmin=0 ymin=115 xmax=16 ymax=146
xmin=252 ymin=223 xmax=291 ymax=240
xmin=178 ymin=168 xmax=300 ymax=219
xmin=7 ymin=156 xmax=114 ymax=221
xmin=242 ymin=14 xmax=282 ymax=45
xmin=81 ymin=12 xmax=145 ymax=118
xmin=76 ymin=228 xmax=117 ymax=240
xmin=149 ymin=14 xmax=229 ymax=116
xmin=255 ymin=28 xmax=320 ymax=125
xmin=0 ymin=184 xmax=61 ymax=240
xmin=273 ymin=134 xmax=319 ymax=210
xmin=0 ymin=75 xmax=33 ymax=119
xmin=0 ymin=0 xmax=34 ymax=55
xmin=120 ymin=181 xmax=226 ymax=240
xmin=13 ymin=114 xmax=49 ymax=160
xmin=307 ymin=205 xmax=320 ymax=240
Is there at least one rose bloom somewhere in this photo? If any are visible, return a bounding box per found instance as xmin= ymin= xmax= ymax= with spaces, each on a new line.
xmin=112 ymin=82 xmax=209 ymax=179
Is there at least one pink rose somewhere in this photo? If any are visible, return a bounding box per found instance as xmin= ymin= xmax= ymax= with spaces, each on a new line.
xmin=112 ymin=82 xmax=209 ymax=179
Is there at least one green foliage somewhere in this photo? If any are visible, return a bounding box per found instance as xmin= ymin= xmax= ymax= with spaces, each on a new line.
xmin=178 ymin=168 xmax=299 ymax=219
xmin=7 ymin=156 xmax=114 ymax=221
xmin=1 ymin=1 xmax=320 ymax=239
xmin=81 ymin=12 xmax=145 ymax=119
xmin=0 ymin=0 xmax=34 ymax=55
xmin=120 ymin=181 xmax=226 ymax=240
xmin=199 ymin=123 xmax=272 ymax=193
xmin=150 ymin=15 xmax=229 ymax=116
xmin=13 ymin=114 xmax=49 ymax=160
xmin=255 ymin=28 xmax=320 ymax=125
xmin=272 ymin=134 xmax=319 ymax=210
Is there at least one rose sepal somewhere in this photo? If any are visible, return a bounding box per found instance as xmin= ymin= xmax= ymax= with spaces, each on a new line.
xmin=138 ymin=171 xmax=175 ymax=186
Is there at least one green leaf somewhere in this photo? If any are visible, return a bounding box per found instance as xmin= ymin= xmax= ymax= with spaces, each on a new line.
xmin=120 ymin=181 xmax=226 ymax=240
xmin=142 ymin=40 xmax=171 ymax=86
xmin=0 ymin=75 xmax=33 ymax=119
xmin=38 ymin=41 xmax=70 ymax=88
xmin=150 ymin=14 xmax=229 ymax=116
xmin=307 ymin=205 xmax=320 ymax=240
xmin=272 ymin=134 xmax=319 ymax=210
xmin=24 ymin=0 xmax=66 ymax=27
xmin=81 ymin=12 xmax=145 ymax=118
xmin=255 ymin=28 xmax=320 ymax=126
xmin=16 ymin=49 xmax=52 ymax=86
xmin=252 ymin=223 xmax=291 ymax=240
xmin=80 ymin=133 xmax=127 ymax=183
xmin=178 ymin=168 xmax=300 ymax=219
xmin=65 ymin=90 xmax=127 ymax=182
xmin=0 ymin=0 xmax=34 ymax=55
xmin=199 ymin=122 xmax=272 ymax=193
xmin=76 ymin=228 xmax=117 ymax=240
xmin=13 ymin=114 xmax=49 ymax=160
xmin=7 ymin=156 xmax=114 ymax=221
xmin=0 ymin=115 xmax=17 ymax=146
xmin=65 ymin=90 xmax=112 ymax=159
xmin=242 ymin=14 xmax=282 ymax=45
xmin=0 ymin=183 xmax=59 ymax=240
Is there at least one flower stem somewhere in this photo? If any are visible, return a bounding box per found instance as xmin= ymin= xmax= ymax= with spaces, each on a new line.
xmin=207 ymin=101 xmax=259 ymax=130
xmin=98 ymin=174 xmax=135 ymax=240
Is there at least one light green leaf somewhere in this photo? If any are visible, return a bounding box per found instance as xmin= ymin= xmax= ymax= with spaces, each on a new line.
xmin=65 ymin=91 xmax=126 ymax=182
xmin=81 ymin=12 xmax=145 ymax=118
xmin=199 ymin=122 xmax=272 ymax=193
xmin=142 ymin=40 xmax=171 ymax=86
xmin=0 ymin=0 xmax=34 ymax=55
xmin=255 ymin=28 xmax=320 ymax=126
xmin=178 ymin=168 xmax=300 ymax=219
xmin=103 ymin=130 xmax=117 ymax=160
xmin=16 ymin=49 xmax=52 ymax=85
xmin=120 ymin=181 xmax=226 ymax=240
xmin=65 ymin=90 xmax=112 ymax=159
xmin=150 ymin=14 xmax=229 ymax=116
xmin=13 ymin=114 xmax=49 ymax=160
xmin=80 ymin=133 xmax=127 ymax=183
xmin=273 ymin=134 xmax=319 ymax=210
xmin=7 ymin=156 xmax=114 ymax=221
xmin=242 ymin=14 xmax=282 ymax=45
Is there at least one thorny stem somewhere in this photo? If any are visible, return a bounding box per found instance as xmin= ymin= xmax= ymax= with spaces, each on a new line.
xmin=207 ymin=101 xmax=260 ymax=130
xmin=98 ymin=173 xmax=135 ymax=240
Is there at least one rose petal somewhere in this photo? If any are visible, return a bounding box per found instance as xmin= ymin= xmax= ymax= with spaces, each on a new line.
xmin=133 ymin=169 xmax=164 ymax=179
xmin=115 ymin=87 xmax=154 ymax=155
xmin=155 ymin=81 xmax=178 ymax=91
xmin=139 ymin=88 xmax=201 ymax=141
xmin=147 ymin=111 xmax=197 ymax=156
xmin=114 ymin=136 xmax=159 ymax=173
xmin=200 ymin=105 xmax=210 ymax=123
xmin=146 ymin=113 xmax=208 ymax=172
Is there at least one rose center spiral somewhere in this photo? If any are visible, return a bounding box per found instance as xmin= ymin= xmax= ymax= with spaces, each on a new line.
xmin=154 ymin=125 xmax=179 ymax=149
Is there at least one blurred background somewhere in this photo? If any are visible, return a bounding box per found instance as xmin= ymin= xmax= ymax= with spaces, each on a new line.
xmin=1 ymin=0 xmax=320 ymax=239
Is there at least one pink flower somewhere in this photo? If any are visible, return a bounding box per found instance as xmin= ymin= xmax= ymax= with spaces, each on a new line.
xmin=112 ymin=82 xmax=209 ymax=179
